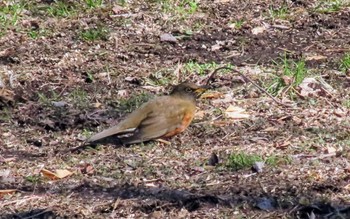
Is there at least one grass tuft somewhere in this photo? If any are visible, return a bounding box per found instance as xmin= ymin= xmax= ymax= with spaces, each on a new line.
xmin=267 ymin=56 xmax=307 ymax=97
xmin=340 ymin=53 xmax=350 ymax=73
xmin=80 ymin=27 xmax=109 ymax=41
xmin=227 ymin=153 xmax=291 ymax=170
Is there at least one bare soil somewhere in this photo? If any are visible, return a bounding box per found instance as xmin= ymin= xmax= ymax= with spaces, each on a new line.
xmin=1 ymin=0 xmax=350 ymax=218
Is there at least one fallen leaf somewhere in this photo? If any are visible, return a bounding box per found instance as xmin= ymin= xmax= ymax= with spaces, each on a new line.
xmin=41 ymin=168 xmax=73 ymax=180
xmin=0 ymin=88 xmax=15 ymax=103
xmin=224 ymin=105 xmax=250 ymax=119
xmin=112 ymin=5 xmax=125 ymax=14
xmin=79 ymin=164 xmax=94 ymax=175
xmin=298 ymin=77 xmax=335 ymax=98
xmin=326 ymin=146 xmax=336 ymax=154
xmin=160 ymin=33 xmax=177 ymax=43
xmin=94 ymin=102 xmax=102 ymax=108
xmin=200 ymin=91 xmax=223 ymax=99
xmin=292 ymin=116 xmax=302 ymax=125
xmin=252 ymin=26 xmax=266 ymax=35
xmin=195 ymin=110 xmax=206 ymax=119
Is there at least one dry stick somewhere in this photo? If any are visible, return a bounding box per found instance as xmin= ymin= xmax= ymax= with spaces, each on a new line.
xmin=204 ymin=66 xmax=293 ymax=107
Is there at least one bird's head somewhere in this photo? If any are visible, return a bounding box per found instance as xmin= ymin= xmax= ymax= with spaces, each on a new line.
xmin=170 ymin=82 xmax=207 ymax=99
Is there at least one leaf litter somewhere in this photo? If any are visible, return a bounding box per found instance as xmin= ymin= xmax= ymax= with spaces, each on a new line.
xmin=0 ymin=0 xmax=350 ymax=218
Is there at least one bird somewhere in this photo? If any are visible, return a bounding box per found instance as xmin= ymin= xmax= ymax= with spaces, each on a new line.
xmin=87 ymin=82 xmax=207 ymax=145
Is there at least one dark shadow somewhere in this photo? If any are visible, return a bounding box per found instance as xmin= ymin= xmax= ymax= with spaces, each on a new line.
xmin=0 ymin=150 xmax=47 ymax=161
xmin=1 ymin=209 xmax=63 ymax=219
xmin=7 ymin=180 xmax=350 ymax=218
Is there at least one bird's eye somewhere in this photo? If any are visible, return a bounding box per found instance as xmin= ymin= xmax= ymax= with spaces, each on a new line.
xmin=185 ymin=87 xmax=192 ymax=93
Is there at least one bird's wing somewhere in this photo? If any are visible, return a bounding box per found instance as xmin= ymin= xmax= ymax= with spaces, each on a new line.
xmin=87 ymin=101 xmax=154 ymax=143
xmin=121 ymin=98 xmax=196 ymax=144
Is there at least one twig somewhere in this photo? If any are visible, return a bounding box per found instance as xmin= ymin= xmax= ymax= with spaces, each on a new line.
xmin=205 ymin=66 xmax=293 ymax=107
xmin=0 ymin=195 xmax=41 ymax=208
xmin=22 ymin=209 xmax=52 ymax=219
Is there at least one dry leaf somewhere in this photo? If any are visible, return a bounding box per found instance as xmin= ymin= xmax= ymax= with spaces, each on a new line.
xmin=160 ymin=33 xmax=177 ymax=43
xmin=94 ymin=102 xmax=102 ymax=108
xmin=41 ymin=168 xmax=73 ymax=180
xmin=224 ymin=105 xmax=250 ymax=119
xmin=112 ymin=5 xmax=125 ymax=14
xmin=195 ymin=110 xmax=206 ymax=119
xmin=200 ymin=91 xmax=223 ymax=99
xmin=326 ymin=146 xmax=336 ymax=154
xmin=79 ymin=164 xmax=94 ymax=175
xmin=298 ymin=77 xmax=335 ymax=98
xmin=252 ymin=26 xmax=266 ymax=35
xmin=292 ymin=116 xmax=302 ymax=125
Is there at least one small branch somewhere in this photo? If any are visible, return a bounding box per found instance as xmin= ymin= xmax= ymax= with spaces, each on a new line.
xmin=205 ymin=66 xmax=294 ymax=107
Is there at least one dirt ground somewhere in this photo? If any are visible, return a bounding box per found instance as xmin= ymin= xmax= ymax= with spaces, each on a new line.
xmin=1 ymin=0 xmax=350 ymax=218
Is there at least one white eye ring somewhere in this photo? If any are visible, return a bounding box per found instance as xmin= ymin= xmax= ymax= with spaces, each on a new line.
xmin=185 ymin=87 xmax=192 ymax=92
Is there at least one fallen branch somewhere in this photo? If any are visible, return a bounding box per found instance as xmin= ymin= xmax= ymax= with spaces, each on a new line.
xmin=204 ymin=66 xmax=294 ymax=107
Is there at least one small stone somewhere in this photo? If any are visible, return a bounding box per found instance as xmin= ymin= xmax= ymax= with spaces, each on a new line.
xmin=252 ymin=161 xmax=265 ymax=173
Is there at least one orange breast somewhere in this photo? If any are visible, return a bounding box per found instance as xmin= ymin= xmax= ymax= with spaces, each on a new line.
xmin=163 ymin=111 xmax=195 ymax=137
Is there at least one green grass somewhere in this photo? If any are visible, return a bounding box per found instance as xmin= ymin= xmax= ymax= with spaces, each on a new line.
xmin=268 ymin=5 xmax=289 ymax=20
xmin=117 ymin=93 xmax=152 ymax=113
xmin=27 ymin=28 xmax=48 ymax=39
xmin=37 ymin=91 xmax=60 ymax=106
xmin=226 ymin=153 xmax=291 ymax=170
xmin=152 ymin=0 xmax=198 ymax=17
xmin=0 ymin=107 xmax=12 ymax=122
xmin=343 ymin=99 xmax=350 ymax=108
xmin=314 ymin=0 xmax=346 ymax=13
xmin=267 ymin=56 xmax=307 ymax=96
xmin=80 ymin=27 xmax=109 ymax=41
xmin=0 ymin=1 xmax=26 ymax=34
xmin=84 ymin=0 xmax=104 ymax=9
xmin=69 ymin=88 xmax=89 ymax=108
xmin=25 ymin=175 xmax=42 ymax=184
xmin=46 ymin=1 xmax=76 ymax=17
xmin=183 ymin=61 xmax=233 ymax=76
xmin=340 ymin=53 xmax=350 ymax=73
xmin=229 ymin=19 xmax=244 ymax=29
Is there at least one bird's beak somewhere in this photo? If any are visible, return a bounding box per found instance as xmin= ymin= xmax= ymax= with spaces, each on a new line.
xmin=194 ymin=86 xmax=207 ymax=97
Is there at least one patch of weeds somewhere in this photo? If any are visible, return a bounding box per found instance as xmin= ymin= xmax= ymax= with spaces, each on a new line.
xmin=265 ymin=155 xmax=292 ymax=166
xmin=69 ymin=88 xmax=89 ymax=108
xmin=183 ymin=61 xmax=233 ymax=76
xmin=0 ymin=1 xmax=26 ymax=31
xmin=117 ymin=93 xmax=152 ymax=113
xmin=226 ymin=153 xmax=290 ymax=170
xmin=229 ymin=19 xmax=244 ymax=30
xmin=84 ymin=0 xmax=103 ymax=9
xmin=0 ymin=107 xmax=12 ymax=122
xmin=343 ymin=99 xmax=350 ymax=108
xmin=226 ymin=153 xmax=263 ymax=170
xmin=27 ymin=28 xmax=48 ymax=39
xmin=37 ymin=91 xmax=60 ymax=106
xmin=80 ymin=27 xmax=109 ymax=41
xmin=25 ymin=175 xmax=42 ymax=183
xmin=268 ymin=5 xmax=289 ymax=20
xmin=177 ymin=0 xmax=198 ymax=15
xmin=146 ymin=69 xmax=175 ymax=86
xmin=267 ymin=56 xmax=307 ymax=97
xmin=153 ymin=0 xmax=198 ymax=17
xmin=339 ymin=53 xmax=350 ymax=73
xmin=314 ymin=0 xmax=346 ymax=13
xmin=46 ymin=1 xmax=76 ymax=17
